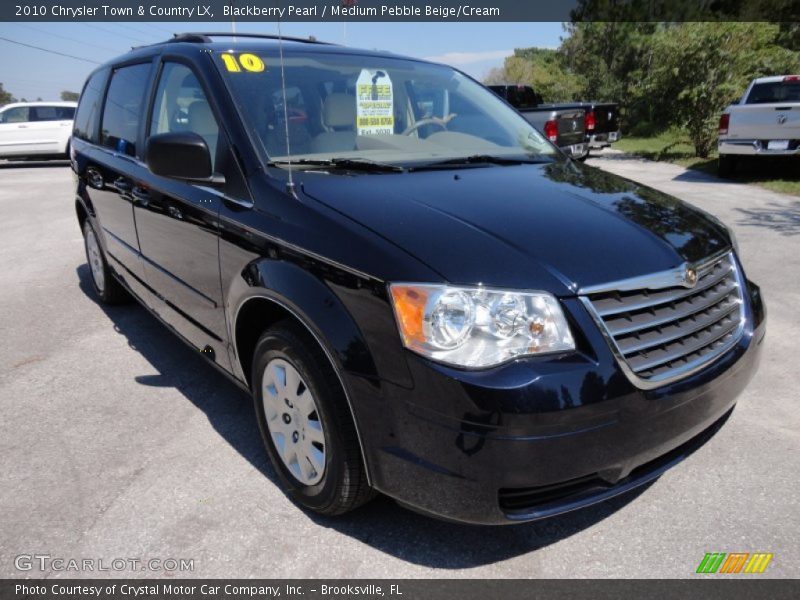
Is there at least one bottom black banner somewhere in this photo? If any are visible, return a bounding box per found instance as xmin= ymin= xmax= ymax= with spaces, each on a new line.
xmin=3 ymin=579 xmax=800 ymax=600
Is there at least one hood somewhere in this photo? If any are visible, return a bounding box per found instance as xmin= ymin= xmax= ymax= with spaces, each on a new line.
xmin=299 ymin=161 xmax=730 ymax=295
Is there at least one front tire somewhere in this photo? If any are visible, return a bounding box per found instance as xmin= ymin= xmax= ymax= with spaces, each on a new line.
xmin=82 ymin=220 xmax=128 ymax=304
xmin=252 ymin=320 xmax=373 ymax=516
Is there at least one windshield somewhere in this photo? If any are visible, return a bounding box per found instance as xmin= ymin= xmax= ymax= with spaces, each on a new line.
xmin=214 ymin=49 xmax=559 ymax=167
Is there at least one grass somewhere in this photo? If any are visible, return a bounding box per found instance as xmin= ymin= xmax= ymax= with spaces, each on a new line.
xmin=613 ymin=131 xmax=800 ymax=196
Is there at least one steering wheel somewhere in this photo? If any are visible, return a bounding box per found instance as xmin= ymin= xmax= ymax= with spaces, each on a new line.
xmin=402 ymin=113 xmax=457 ymax=136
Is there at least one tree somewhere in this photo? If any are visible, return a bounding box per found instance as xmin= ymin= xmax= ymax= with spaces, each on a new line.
xmin=0 ymin=83 xmax=13 ymax=106
xmin=482 ymin=66 xmax=506 ymax=86
xmin=483 ymin=48 xmax=583 ymax=103
xmin=647 ymin=23 xmax=799 ymax=157
xmin=560 ymin=22 xmax=661 ymax=130
xmin=60 ymin=90 xmax=79 ymax=102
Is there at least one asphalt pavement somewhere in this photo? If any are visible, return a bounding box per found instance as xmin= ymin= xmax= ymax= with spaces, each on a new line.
xmin=0 ymin=156 xmax=798 ymax=578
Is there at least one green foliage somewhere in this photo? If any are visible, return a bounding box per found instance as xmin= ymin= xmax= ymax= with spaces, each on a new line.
xmin=489 ymin=21 xmax=800 ymax=157
xmin=484 ymin=47 xmax=583 ymax=102
xmin=0 ymin=82 xmax=14 ymax=107
xmin=560 ymin=22 xmax=660 ymax=107
xmin=647 ymin=23 xmax=799 ymax=157
xmin=60 ymin=90 xmax=79 ymax=102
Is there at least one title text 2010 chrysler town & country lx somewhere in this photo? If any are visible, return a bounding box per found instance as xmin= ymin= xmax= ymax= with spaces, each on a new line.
xmin=71 ymin=33 xmax=765 ymax=525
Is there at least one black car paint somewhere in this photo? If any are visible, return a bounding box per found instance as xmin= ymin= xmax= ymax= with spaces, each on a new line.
xmin=72 ymin=40 xmax=765 ymax=525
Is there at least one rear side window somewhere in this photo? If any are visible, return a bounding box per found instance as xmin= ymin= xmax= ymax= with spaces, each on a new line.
xmin=0 ymin=106 xmax=30 ymax=123
xmin=32 ymin=106 xmax=75 ymax=121
xmin=100 ymin=63 xmax=152 ymax=156
xmin=73 ymin=69 xmax=108 ymax=142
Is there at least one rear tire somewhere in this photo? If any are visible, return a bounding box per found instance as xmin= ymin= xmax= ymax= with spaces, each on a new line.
xmin=252 ymin=320 xmax=373 ymax=516
xmin=82 ymin=220 xmax=128 ymax=305
xmin=718 ymin=155 xmax=736 ymax=178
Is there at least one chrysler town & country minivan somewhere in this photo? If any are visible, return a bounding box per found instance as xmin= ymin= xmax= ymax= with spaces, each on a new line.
xmin=71 ymin=33 xmax=765 ymax=524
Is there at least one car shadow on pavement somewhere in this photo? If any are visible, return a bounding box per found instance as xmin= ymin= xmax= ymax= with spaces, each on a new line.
xmin=305 ymin=484 xmax=652 ymax=568
xmin=736 ymin=200 xmax=800 ymax=236
xmin=0 ymin=160 xmax=70 ymax=169
xmin=77 ymin=263 xmax=655 ymax=569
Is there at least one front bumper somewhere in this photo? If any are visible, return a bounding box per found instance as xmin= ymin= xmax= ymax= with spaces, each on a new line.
xmin=719 ymin=139 xmax=800 ymax=156
xmin=354 ymin=279 xmax=765 ymax=525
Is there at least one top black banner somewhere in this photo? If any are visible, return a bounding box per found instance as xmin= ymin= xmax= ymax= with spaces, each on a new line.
xmin=2 ymin=0 xmax=799 ymax=22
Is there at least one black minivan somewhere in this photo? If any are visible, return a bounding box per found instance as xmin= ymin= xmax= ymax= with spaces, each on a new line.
xmin=71 ymin=33 xmax=765 ymax=525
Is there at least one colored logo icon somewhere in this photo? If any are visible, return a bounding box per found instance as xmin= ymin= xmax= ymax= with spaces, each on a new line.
xmin=696 ymin=552 xmax=773 ymax=574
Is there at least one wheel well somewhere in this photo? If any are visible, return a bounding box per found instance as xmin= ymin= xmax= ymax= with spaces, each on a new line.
xmin=235 ymin=297 xmax=298 ymax=388
xmin=75 ymin=199 xmax=88 ymax=231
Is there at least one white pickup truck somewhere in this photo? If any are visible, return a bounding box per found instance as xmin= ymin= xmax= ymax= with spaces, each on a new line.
xmin=718 ymin=75 xmax=800 ymax=177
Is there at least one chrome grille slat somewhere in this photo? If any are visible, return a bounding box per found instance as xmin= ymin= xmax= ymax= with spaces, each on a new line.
xmin=618 ymin=300 xmax=741 ymax=355
xmin=627 ymin=313 xmax=741 ymax=373
xmin=605 ymin=280 xmax=739 ymax=336
xmin=592 ymin=261 xmax=732 ymax=317
xmin=581 ymin=252 xmax=746 ymax=388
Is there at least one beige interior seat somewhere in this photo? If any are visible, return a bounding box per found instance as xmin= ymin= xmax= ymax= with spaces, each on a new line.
xmin=311 ymin=93 xmax=357 ymax=154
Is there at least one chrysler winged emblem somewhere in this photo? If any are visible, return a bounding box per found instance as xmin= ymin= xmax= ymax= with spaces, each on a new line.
xmin=683 ymin=267 xmax=698 ymax=287
xmin=777 ymin=114 xmax=787 ymax=125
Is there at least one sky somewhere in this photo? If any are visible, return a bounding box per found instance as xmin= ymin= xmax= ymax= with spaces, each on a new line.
xmin=0 ymin=22 xmax=564 ymax=100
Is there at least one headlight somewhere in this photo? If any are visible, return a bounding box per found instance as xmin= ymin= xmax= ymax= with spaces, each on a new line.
xmin=389 ymin=284 xmax=575 ymax=368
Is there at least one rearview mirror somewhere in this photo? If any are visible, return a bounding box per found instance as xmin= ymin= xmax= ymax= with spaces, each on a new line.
xmin=145 ymin=132 xmax=225 ymax=186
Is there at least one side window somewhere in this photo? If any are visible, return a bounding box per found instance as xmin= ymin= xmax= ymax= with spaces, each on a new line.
xmin=73 ymin=69 xmax=107 ymax=142
xmin=149 ymin=62 xmax=220 ymax=169
xmin=31 ymin=106 xmax=59 ymax=121
xmin=100 ymin=63 xmax=151 ymax=157
xmin=0 ymin=107 xmax=30 ymax=124
xmin=57 ymin=106 xmax=76 ymax=120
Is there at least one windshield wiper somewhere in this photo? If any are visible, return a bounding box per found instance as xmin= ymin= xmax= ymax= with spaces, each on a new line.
xmin=268 ymin=158 xmax=404 ymax=173
xmin=409 ymin=154 xmax=552 ymax=171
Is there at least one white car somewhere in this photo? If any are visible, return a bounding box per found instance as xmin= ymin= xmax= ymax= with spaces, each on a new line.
xmin=0 ymin=101 xmax=77 ymax=160
xmin=718 ymin=75 xmax=800 ymax=177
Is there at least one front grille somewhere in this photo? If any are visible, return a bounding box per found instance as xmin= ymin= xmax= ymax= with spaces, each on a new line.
xmin=582 ymin=252 xmax=745 ymax=387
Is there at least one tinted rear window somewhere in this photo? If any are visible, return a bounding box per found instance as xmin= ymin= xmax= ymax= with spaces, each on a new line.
xmin=746 ymin=80 xmax=800 ymax=104
xmin=32 ymin=106 xmax=75 ymax=121
xmin=505 ymin=86 xmax=542 ymax=109
xmin=100 ymin=62 xmax=152 ymax=156
xmin=73 ymin=69 xmax=108 ymax=142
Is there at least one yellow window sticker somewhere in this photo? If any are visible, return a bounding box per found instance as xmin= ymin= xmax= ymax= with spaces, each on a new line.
xmin=356 ymin=69 xmax=394 ymax=136
xmin=220 ymin=53 xmax=265 ymax=73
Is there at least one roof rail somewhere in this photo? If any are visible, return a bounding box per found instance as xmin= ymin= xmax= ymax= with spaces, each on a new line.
xmin=167 ymin=32 xmax=335 ymax=45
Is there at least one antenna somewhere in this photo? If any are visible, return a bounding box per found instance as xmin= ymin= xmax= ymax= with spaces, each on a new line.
xmin=276 ymin=20 xmax=296 ymax=198
xmin=229 ymin=1 xmax=236 ymax=40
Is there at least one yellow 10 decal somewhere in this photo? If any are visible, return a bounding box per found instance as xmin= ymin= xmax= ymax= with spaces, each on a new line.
xmin=220 ymin=53 xmax=266 ymax=73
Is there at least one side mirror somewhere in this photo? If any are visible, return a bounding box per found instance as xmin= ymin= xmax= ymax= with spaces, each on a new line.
xmin=145 ymin=132 xmax=225 ymax=186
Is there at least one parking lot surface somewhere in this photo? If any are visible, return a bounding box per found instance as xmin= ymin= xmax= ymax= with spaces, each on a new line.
xmin=0 ymin=158 xmax=798 ymax=578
